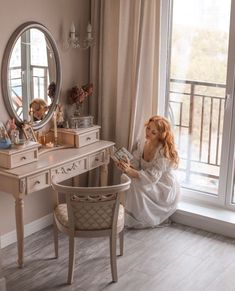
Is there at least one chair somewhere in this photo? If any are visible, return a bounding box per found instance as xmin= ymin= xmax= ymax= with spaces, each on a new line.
xmin=51 ymin=174 xmax=131 ymax=284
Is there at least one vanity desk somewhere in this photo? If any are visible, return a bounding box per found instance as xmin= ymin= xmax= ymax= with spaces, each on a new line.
xmin=0 ymin=21 xmax=112 ymax=268
xmin=0 ymin=134 xmax=114 ymax=267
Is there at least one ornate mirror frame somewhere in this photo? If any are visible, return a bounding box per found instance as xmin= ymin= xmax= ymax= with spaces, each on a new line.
xmin=1 ymin=21 xmax=62 ymax=130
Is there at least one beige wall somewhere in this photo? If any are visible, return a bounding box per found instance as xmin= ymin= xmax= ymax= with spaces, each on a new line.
xmin=0 ymin=0 xmax=90 ymax=235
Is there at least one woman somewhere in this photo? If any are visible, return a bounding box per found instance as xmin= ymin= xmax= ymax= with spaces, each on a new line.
xmin=116 ymin=115 xmax=180 ymax=228
xmin=29 ymin=98 xmax=48 ymax=121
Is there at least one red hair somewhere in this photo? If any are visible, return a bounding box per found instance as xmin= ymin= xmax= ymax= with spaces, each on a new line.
xmin=145 ymin=115 xmax=179 ymax=168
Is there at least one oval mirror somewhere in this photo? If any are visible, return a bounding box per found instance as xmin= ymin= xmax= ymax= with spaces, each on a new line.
xmin=1 ymin=22 xmax=62 ymax=130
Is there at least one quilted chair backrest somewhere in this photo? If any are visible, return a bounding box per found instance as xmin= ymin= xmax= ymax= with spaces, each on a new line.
xmin=52 ymin=174 xmax=131 ymax=232
xmin=67 ymin=192 xmax=118 ymax=230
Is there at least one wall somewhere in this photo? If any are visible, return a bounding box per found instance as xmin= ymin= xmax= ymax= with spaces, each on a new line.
xmin=0 ymin=0 xmax=90 ymax=236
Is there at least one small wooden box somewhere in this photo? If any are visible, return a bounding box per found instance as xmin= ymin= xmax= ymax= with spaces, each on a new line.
xmin=56 ymin=126 xmax=100 ymax=148
xmin=0 ymin=141 xmax=40 ymax=169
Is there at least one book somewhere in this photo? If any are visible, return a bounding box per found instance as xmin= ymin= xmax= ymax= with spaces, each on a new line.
xmin=111 ymin=146 xmax=133 ymax=162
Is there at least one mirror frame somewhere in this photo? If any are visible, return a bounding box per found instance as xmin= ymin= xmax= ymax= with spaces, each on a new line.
xmin=1 ymin=21 xmax=62 ymax=130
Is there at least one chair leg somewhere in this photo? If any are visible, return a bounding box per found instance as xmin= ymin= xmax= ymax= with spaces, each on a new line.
xmin=67 ymin=235 xmax=76 ymax=285
xmin=119 ymin=230 xmax=124 ymax=256
xmin=53 ymin=218 xmax=58 ymax=259
xmin=109 ymin=234 xmax=118 ymax=282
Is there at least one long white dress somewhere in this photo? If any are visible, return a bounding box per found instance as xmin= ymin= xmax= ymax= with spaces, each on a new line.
xmin=125 ymin=143 xmax=180 ymax=228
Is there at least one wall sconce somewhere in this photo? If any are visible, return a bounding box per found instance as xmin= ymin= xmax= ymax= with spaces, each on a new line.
xmin=65 ymin=22 xmax=94 ymax=50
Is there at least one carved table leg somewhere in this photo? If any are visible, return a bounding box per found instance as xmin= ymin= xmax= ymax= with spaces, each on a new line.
xmin=15 ymin=198 xmax=24 ymax=268
xmin=100 ymin=164 xmax=108 ymax=186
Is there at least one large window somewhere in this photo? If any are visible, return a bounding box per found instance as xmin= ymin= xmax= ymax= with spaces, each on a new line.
xmin=163 ymin=0 xmax=235 ymax=208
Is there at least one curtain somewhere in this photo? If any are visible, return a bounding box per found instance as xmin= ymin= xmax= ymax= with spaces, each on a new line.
xmin=90 ymin=0 xmax=160 ymax=149
xmin=89 ymin=0 xmax=160 ymax=183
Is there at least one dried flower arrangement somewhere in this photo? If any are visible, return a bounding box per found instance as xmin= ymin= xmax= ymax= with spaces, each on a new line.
xmin=70 ymin=83 xmax=93 ymax=116
xmin=48 ymin=81 xmax=56 ymax=100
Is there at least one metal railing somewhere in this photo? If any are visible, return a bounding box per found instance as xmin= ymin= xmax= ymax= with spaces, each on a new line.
xmin=9 ymin=65 xmax=49 ymax=111
xmin=169 ymin=78 xmax=226 ymax=184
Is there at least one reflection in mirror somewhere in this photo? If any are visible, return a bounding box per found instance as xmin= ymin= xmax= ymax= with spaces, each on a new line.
xmin=29 ymin=98 xmax=49 ymax=122
xmin=2 ymin=22 xmax=61 ymax=130
xmin=9 ymin=28 xmax=55 ymax=121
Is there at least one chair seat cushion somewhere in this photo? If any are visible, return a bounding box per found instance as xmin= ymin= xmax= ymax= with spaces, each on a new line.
xmin=54 ymin=203 xmax=124 ymax=233
xmin=54 ymin=204 xmax=68 ymax=228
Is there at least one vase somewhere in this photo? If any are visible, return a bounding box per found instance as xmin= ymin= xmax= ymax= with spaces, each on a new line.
xmin=74 ymin=103 xmax=84 ymax=117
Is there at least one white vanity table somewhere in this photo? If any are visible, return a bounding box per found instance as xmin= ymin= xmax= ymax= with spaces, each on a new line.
xmin=0 ymin=21 xmax=112 ymax=270
xmin=0 ymin=134 xmax=114 ymax=267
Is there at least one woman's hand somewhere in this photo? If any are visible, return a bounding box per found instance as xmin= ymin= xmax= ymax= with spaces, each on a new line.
xmin=114 ymin=155 xmax=129 ymax=171
xmin=118 ymin=159 xmax=130 ymax=172
xmin=116 ymin=158 xmax=139 ymax=178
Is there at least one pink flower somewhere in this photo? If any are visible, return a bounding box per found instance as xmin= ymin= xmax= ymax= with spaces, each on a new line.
xmin=48 ymin=82 xmax=56 ymax=99
xmin=71 ymin=86 xmax=84 ymax=104
xmin=70 ymin=83 xmax=93 ymax=105
xmin=82 ymin=83 xmax=93 ymax=97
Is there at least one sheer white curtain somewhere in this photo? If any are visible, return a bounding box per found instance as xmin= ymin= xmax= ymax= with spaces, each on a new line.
xmin=90 ymin=0 xmax=160 ymax=150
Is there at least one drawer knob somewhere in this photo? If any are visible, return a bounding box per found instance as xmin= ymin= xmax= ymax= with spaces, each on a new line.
xmin=86 ymin=137 xmax=91 ymax=141
xmin=95 ymin=157 xmax=99 ymax=161
xmin=35 ymin=180 xmax=41 ymax=185
xmin=21 ymin=156 xmax=26 ymax=160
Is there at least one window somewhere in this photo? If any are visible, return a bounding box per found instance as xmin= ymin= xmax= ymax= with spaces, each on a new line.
xmin=160 ymin=0 xmax=235 ymax=209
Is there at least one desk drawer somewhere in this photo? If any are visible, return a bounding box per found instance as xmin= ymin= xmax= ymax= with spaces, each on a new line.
xmin=89 ymin=151 xmax=105 ymax=169
xmin=76 ymin=129 xmax=100 ymax=148
xmin=56 ymin=126 xmax=100 ymax=148
xmin=51 ymin=158 xmax=88 ymax=182
xmin=12 ymin=149 xmax=38 ymax=168
xmin=0 ymin=142 xmax=39 ymax=169
xmin=27 ymin=171 xmax=50 ymax=193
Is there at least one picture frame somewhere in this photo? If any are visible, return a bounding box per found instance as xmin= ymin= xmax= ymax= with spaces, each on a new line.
xmin=22 ymin=123 xmax=37 ymax=142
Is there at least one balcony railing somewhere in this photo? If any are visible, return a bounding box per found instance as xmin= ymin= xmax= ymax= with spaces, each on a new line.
xmin=9 ymin=65 xmax=49 ymax=120
xmin=169 ymin=78 xmax=226 ymax=192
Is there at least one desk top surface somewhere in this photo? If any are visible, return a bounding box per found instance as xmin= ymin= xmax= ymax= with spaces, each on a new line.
xmin=0 ymin=140 xmax=114 ymax=178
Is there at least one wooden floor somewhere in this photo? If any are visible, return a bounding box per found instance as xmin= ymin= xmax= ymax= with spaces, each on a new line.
xmin=2 ymin=223 xmax=235 ymax=291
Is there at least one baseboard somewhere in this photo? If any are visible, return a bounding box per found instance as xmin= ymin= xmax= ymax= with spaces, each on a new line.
xmin=0 ymin=213 xmax=53 ymax=249
xmin=0 ymin=277 xmax=6 ymax=291
xmin=172 ymin=203 xmax=235 ymax=238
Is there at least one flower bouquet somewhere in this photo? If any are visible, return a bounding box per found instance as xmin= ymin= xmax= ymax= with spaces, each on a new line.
xmin=71 ymin=83 xmax=93 ymax=117
xmin=69 ymin=83 xmax=94 ymax=128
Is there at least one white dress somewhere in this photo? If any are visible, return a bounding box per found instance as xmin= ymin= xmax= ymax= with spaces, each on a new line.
xmin=125 ymin=143 xmax=180 ymax=228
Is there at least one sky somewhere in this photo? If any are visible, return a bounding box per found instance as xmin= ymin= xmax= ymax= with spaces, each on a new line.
xmin=173 ymin=0 xmax=231 ymax=32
